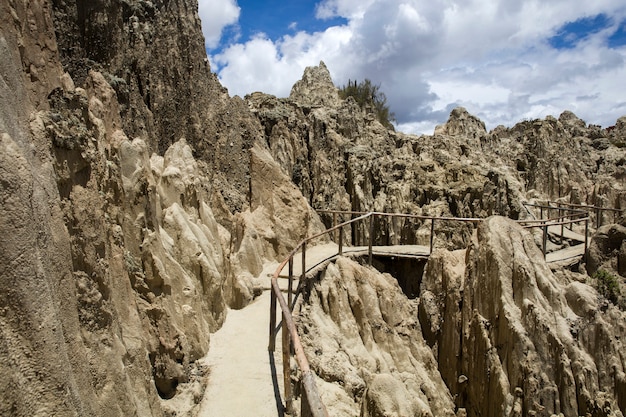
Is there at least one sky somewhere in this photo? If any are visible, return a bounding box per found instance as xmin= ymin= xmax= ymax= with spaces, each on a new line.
xmin=198 ymin=0 xmax=626 ymax=135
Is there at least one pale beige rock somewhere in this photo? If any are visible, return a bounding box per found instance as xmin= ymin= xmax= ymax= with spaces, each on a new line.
xmin=290 ymin=61 xmax=341 ymax=108
xmin=295 ymin=258 xmax=456 ymax=417
xmin=227 ymin=143 xmax=327 ymax=306
xmin=420 ymin=248 xmax=467 ymax=397
xmin=434 ymin=106 xmax=487 ymax=143
xmin=295 ymin=217 xmax=625 ymax=417
xmin=458 ymin=217 xmax=626 ymax=416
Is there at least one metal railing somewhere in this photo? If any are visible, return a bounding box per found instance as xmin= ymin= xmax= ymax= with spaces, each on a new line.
xmin=268 ymin=205 xmax=595 ymax=415
xmin=521 ymin=202 xmax=590 ymax=258
xmin=317 ymin=210 xmax=483 ymax=259
xmin=268 ymin=211 xmax=480 ymax=416
xmin=547 ymin=201 xmax=623 ymax=227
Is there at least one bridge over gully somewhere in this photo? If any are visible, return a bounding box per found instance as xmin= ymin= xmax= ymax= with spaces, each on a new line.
xmin=197 ymin=202 xmax=621 ymax=417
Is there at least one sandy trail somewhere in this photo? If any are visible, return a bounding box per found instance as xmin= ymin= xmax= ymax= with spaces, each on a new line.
xmin=195 ymin=246 xmax=338 ymax=417
xmin=197 ymin=261 xmax=293 ymax=417
xmin=197 ymin=289 xmax=285 ymax=417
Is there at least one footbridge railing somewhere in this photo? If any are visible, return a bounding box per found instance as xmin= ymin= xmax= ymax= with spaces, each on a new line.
xmin=533 ymin=200 xmax=624 ymax=228
xmin=268 ymin=211 xmax=480 ymax=416
xmin=268 ymin=206 xmax=592 ymax=416
xmin=521 ymin=202 xmax=590 ymax=258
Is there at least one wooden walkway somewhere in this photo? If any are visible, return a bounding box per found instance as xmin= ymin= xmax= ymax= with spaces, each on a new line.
xmin=546 ymin=244 xmax=585 ymax=265
xmin=277 ymin=243 xmax=430 ymax=278
xmin=544 ymin=224 xmax=586 ymax=266
xmin=278 ymin=238 xmax=584 ymax=280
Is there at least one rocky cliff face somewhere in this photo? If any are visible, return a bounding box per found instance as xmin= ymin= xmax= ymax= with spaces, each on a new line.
xmin=2 ymin=1 xmax=626 ymax=416
xmin=297 ymin=218 xmax=626 ymax=416
xmin=421 ymin=217 xmax=626 ymax=417
xmin=1 ymin=1 xmax=319 ymax=415
xmin=51 ymin=0 xmax=263 ymax=212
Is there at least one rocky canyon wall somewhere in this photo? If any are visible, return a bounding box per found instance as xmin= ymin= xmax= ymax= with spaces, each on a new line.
xmin=246 ymin=63 xmax=626 ymax=251
xmin=2 ymin=0 xmax=626 ymax=416
xmin=51 ymin=0 xmax=263 ymax=212
xmin=1 ymin=1 xmax=321 ymax=415
xmin=296 ymin=218 xmax=626 ymax=416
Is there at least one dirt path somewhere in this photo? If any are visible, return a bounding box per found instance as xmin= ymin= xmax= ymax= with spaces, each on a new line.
xmin=197 ymin=277 xmax=286 ymax=417
xmin=195 ymin=245 xmax=343 ymax=417
xmin=195 ymin=242 xmax=438 ymax=416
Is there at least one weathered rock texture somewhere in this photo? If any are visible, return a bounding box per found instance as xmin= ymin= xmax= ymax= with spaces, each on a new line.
xmin=298 ymin=218 xmax=626 ymax=416
xmin=420 ymin=217 xmax=626 ymax=416
xmin=51 ymin=0 xmax=263 ymax=212
xmin=246 ymin=63 xmax=626 ymax=251
xmin=587 ymin=221 xmax=626 ymax=276
xmin=295 ymin=257 xmax=456 ymax=417
xmin=1 ymin=1 xmax=319 ymax=415
xmin=2 ymin=0 xmax=626 ymax=416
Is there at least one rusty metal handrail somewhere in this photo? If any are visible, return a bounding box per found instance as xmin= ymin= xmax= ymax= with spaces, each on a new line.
xmin=317 ymin=209 xmax=483 ymax=222
xmin=268 ymin=211 xmax=490 ymax=416
xmin=269 ymin=205 xmax=595 ymax=415
xmin=552 ymin=201 xmax=623 ymax=213
xmin=268 ymin=212 xmax=371 ymax=416
xmin=526 ymin=200 xmax=624 ymax=227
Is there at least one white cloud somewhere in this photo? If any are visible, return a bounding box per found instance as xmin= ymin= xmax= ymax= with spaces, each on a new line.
xmin=210 ymin=0 xmax=626 ymax=133
xmin=212 ymin=26 xmax=354 ymax=97
xmin=198 ymin=0 xmax=240 ymax=49
xmin=315 ymin=0 xmax=376 ymax=20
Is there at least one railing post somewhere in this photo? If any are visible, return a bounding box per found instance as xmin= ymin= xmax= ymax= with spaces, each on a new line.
xmin=282 ymin=313 xmax=292 ymax=413
xmin=540 ymin=207 xmax=544 ymax=220
xmin=560 ymin=209 xmax=564 ymax=241
xmin=269 ymin=285 xmax=277 ymax=352
xmin=430 ymin=218 xmax=435 ymax=255
xmin=583 ymin=217 xmax=589 ymax=262
xmin=301 ymin=241 xmax=307 ymax=282
xmin=368 ymin=214 xmax=374 ymax=265
xmin=350 ymin=213 xmax=355 ymax=246
xmin=333 ymin=212 xmax=337 ymax=242
xmin=596 ymin=208 xmax=601 ymax=228
xmin=542 ymin=224 xmax=548 ymax=259
xmin=300 ymin=371 xmax=329 ymax=417
xmin=568 ymin=211 xmax=573 ymax=230
xmin=338 ymin=225 xmax=344 ymax=255
xmin=288 ymin=257 xmax=294 ymax=309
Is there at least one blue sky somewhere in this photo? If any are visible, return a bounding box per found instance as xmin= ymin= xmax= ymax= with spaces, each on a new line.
xmin=199 ymin=0 xmax=626 ymax=134
xmin=549 ymin=14 xmax=626 ymax=49
xmin=218 ymin=1 xmax=347 ymax=46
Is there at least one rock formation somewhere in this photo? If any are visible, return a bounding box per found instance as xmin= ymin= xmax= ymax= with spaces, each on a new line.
xmin=1 ymin=1 xmax=318 ymax=415
xmin=1 ymin=0 xmax=626 ymax=416
xmin=419 ymin=217 xmax=626 ymax=417
xmin=295 ymin=257 xmax=457 ymax=417
xmin=247 ymin=63 xmax=625 ymax=251
xmin=297 ymin=218 xmax=626 ymax=416
xmin=51 ymin=0 xmax=263 ymax=212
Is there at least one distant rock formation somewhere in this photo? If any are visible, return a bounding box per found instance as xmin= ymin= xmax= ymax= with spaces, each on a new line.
xmin=247 ymin=62 xmax=625 ymax=254
xmin=290 ymin=61 xmax=342 ymax=108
